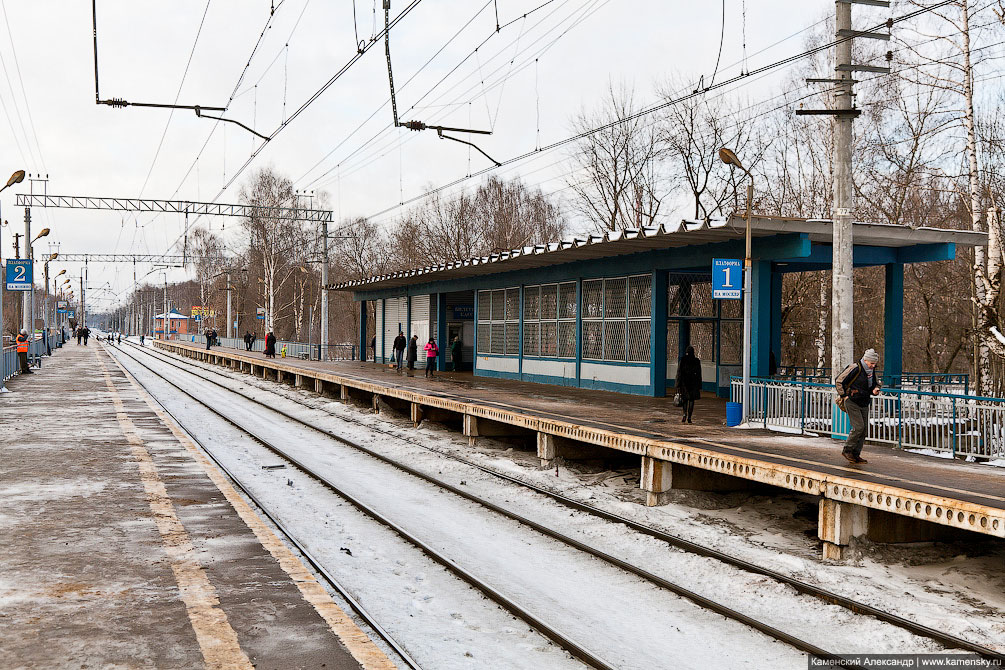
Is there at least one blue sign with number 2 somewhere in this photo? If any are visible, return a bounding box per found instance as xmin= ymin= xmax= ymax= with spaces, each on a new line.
xmin=5 ymin=259 xmax=32 ymax=291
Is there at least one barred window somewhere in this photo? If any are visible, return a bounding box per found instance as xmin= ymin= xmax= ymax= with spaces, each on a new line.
xmin=477 ymin=288 xmax=519 ymax=355
xmin=582 ymin=274 xmax=651 ymax=362
xmin=524 ymin=282 xmax=576 ymax=358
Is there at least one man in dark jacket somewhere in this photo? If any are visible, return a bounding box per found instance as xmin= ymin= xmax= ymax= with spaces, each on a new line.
xmin=405 ymin=335 xmax=418 ymax=375
xmin=205 ymin=328 xmax=213 ymax=350
xmin=393 ymin=331 xmax=407 ymax=373
xmin=675 ymin=346 xmax=702 ymax=424
xmin=450 ymin=336 xmax=462 ymax=372
xmin=243 ymin=331 xmax=251 ymax=351
xmin=835 ymin=348 xmax=882 ymax=464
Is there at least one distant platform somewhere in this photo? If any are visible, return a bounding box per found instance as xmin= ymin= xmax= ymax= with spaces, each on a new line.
xmin=0 ymin=343 xmax=394 ymax=669
xmin=158 ymin=339 xmax=1005 ymax=559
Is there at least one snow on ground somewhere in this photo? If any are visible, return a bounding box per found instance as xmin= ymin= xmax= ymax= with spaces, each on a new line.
xmin=125 ymin=345 xmax=1005 ymax=657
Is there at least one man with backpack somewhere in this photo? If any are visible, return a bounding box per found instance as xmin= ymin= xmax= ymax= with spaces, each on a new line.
xmin=835 ymin=348 xmax=882 ymax=464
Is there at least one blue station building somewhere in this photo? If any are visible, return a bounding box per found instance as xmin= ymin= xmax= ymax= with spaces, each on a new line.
xmin=337 ymin=217 xmax=985 ymax=398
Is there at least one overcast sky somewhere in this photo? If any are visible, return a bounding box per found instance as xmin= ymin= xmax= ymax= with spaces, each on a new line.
xmin=0 ymin=0 xmax=896 ymax=306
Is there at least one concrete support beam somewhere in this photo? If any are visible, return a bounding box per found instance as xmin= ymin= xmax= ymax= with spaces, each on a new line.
xmin=640 ymin=456 xmax=672 ymax=507
xmin=276 ymin=370 xmax=284 ymax=384
xmin=537 ymin=432 xmax=556 ymax=468
xmin=340 ymin=385 xmax=350 ymax=402
xmin=315 ymin=379 xmax=323 ymax=394
xmin=372 ymin=394 xmax=381 ymax=413
xmin=463 ymin=414 xmax=479 ymax=446
xmin=261 ymin=366 xmax=267 ymax=380
xmin=295 ymin=374 xmax=304 ymax=388
xmin=411 ymin=402 xmax=423 ymax=427
xmin=819 ymin=499 xmax=869 ymax=560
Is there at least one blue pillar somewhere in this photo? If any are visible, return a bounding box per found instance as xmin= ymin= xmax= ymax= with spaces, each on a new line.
xmin=750 ymin=260 xmax=772 ymax=378
xmin=575 ymin=279 xmax=582 ymax=387
xmin=884 ymin=263 xmax=904 ymax=380
xmin=652 ymin=270 xmax=668 ymax=396
xmin=358 ymin=300 xmax=367 ymax=361
xmin=437 ymin=292 xmax=447 ymax=371
xmin=770 ymin=268 xmax=782 ymax=371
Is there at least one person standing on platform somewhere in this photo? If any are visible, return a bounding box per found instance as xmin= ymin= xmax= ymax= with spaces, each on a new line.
xmin=76 ymin=327 xmax=82 ymax=346
xmin=205 ymin=328 xmax=213 ymax=351
xmin=423 ymin=337 xmax=439 ymax=378
xmin=406 ymin=335 xmax=418 ymax=375
xmin=243 ymin=331 xmax=251 ymax=351
xmin=835 ymin=348 xmax=882 ymax=464
xmin=450 ymin=335 xmax=462 ymax=372
xmin=675 ymin=345 xmax=702 ymax=424
xmin=393 ymin=331 xmax=406 ymax=373
xmin=264 ymin=330 xmax=277 ymax=358
xmin=249 ymin=332 xmax=257 ymax=351
xmin=117 ymin=333 xmax=122 ymax=345
xmin=16 ymin=329 xmax=32 ymax=375
xmin=82 ymin=327 xmax=90 ymax=346
xmin=140 ymin=334 xmax=145 ymax=346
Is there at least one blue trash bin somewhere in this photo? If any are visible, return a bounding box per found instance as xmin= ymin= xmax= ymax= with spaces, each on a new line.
xmin=726 ymin=401 xmax=743 ymax=427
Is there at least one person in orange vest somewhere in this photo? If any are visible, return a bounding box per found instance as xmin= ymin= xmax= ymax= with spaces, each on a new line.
xmin=16 ymin=328 xmax=32 ymax=375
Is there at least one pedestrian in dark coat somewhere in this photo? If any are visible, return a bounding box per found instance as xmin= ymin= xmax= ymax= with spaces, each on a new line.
xmin=406 ymin=335 xmax=418 ymax=374
xmin=205 ymin=329 xmax=213 ymax=350
xmin=264 ymin=331 xmax=277 ymax=358
xmin=675 ymin=345 xmax=702 ymax=424
xmin=450 ymin=336 xmax=462 ymax=371
xmin=243 ymin=331 xmax=252 ymax=351
xmin=249 ymin=333 xmax=257 ymax=350
xmin=393 ymin=331 xmax=407 ymax=372
xmin=82 ymin=327 xmax=90 ymax=346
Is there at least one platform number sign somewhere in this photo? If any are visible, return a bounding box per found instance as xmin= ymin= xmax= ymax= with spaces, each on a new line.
xmin=712 ymin=258 xmax=742 ymax=300
xmin=5 ymin=259 xmax=32 ymax=291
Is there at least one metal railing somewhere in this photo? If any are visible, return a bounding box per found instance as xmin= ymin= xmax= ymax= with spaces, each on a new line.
xmin=773 ymin=366 xmax=970 ymax=395
xmin=731 ymin=376 xmax=1005 ymax=460
xmin=191 ymin=335 xmax=357 ymax=362
xmin=2 ymin=333 xmax=60 ymax=383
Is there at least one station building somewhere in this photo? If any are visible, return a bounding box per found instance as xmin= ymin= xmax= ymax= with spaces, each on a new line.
xmin=337 ymin=217 xmax=985 ymax=398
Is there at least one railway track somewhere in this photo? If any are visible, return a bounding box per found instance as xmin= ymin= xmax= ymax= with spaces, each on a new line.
xmin=117 ymin=341 xmax=1005 ymax=664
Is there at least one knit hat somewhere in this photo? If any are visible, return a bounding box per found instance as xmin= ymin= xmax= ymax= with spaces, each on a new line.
xmin=862 ymin=348 xmax=880 ymax=363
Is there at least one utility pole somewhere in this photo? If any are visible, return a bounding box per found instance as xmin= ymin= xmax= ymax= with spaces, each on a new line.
xmin=798 ymin=0 xmax=890 ymax=375
xmin=226 ymin=271 xmax=233 ymax=339
xmin=22 ymin=207 xmax=30 ymax=333
xmin=163 ymin=274 xmax=168 ymax=340
xmin=321 ymin=218 xmax=329 ymax=360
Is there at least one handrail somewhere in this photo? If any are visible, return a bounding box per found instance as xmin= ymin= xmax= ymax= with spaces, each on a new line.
xmin=735 ymin=375 xmax=1001 ymax=403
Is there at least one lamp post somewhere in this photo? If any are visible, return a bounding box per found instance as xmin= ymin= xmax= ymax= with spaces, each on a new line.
xmin=0 ymin=169 xmax=25 ymax=392
xmin=25 ymin=226 xmax=50 ymax=334
xmin=42 ymin=253 xmax=58 ymax=354
xmin=718 ymin=148 xmax=754 ymax=423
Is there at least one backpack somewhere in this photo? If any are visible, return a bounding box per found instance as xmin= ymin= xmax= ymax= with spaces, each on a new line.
xmin=834 ymin=363 xmax=862 ymax=413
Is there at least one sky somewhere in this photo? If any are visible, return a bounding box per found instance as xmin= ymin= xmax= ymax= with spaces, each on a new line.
xmin=0 ymin=0 xmax=897 ymax=309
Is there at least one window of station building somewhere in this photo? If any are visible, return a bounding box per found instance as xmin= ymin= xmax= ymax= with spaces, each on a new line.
xmin=582 ymin=274 xmax=651 ymax=363
xmin=477 ymin=287 xmax=520 ymax=355
xmin=524 ymin=282 xmax=576 ymax=358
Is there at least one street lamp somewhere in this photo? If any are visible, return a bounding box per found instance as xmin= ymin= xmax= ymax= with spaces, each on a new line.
xmin=718 ymin=148 xmax=755 ymax=424
xmin=24 ymin=227 xmax=50 ymax=334
xmin=0 ymin=169 xmax=24 ymax=392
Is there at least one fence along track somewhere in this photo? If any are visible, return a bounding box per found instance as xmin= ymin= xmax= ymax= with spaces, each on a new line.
xmin=114 ymin=342 xmax=849 ymax=663
xmin=128 ymin=339 xmax=1005 ymax=662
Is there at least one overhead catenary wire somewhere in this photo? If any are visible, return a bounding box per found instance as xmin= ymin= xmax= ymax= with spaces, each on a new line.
xmin=361 ymin=0 xmax=961 ymax=221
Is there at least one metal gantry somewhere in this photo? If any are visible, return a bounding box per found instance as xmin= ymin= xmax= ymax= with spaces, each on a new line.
xmin=14 ymin=194 xmax=332 ymax=223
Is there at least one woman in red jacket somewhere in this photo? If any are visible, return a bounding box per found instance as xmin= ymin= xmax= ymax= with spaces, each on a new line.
xmin=423 ymin=337 xmax=439 ymax=378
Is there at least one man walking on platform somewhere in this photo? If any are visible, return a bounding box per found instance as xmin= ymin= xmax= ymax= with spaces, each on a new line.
xmin=835 ymin=348 xmax=882 ymax=464
xmin=16 ymin=329 xmax=32 ymax=375
xmin=393 ymin=331 xmax=406 ymax=373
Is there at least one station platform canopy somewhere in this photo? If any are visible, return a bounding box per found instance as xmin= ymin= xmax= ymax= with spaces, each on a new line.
xmin=337 ymin=216 xmax=987 ymax=398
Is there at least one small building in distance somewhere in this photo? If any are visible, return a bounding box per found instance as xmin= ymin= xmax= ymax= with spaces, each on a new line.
xmin=153 ymin=310 xmax=189 ymax=340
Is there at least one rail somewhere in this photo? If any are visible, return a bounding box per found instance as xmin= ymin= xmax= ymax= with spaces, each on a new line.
xmin=774 ymin=366 xmax=969 ymax=394
xmin=185 ymin=334 xmax=357 ymax=362
xmin=732 ymin=377 xmax=1005 ymax=459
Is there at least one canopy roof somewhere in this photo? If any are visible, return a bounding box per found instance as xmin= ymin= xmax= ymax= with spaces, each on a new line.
xmin=335 ymin=216 xmax=987 ymax=293
xmin=154 ymin=310 xmax=189 ymax=319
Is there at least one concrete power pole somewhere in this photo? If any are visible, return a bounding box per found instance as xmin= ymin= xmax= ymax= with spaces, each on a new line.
xmin=226 ymin=271 xmax=232 ymax=339
xmin=799 ymin=0 xmax=890 ymax=376
xmin=321 ymin=218 xmax=329 ymax=360
xmin=22 ymin=207 xmax=30 ymax=332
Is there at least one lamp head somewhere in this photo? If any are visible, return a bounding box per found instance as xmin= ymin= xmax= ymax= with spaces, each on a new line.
xmin=49 ymin=252 xmax=59 ymax=261
xmin=33 ymin=227 xmax=50 ymax=242
xmin=718 ymin=147 xmax=745 ymax=172
xmin=6 ymin=170 xmax=25 ymax=187
xmin=56 ymin=269 xmax=66 ymax=277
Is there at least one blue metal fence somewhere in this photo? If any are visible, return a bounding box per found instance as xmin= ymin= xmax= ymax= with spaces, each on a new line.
xmin=732 ymin=376 xmax=1005 ymax=459
xmin=2 ymin=333 xmax=60 ymax=384
xmin=773 ymin=366 xmax=969 ymax=395
xmin=183 ymin=335 xmax=358 ymax=362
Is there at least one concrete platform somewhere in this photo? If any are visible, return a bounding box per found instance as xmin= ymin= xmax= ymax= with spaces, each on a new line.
xmin=0 ymin=343 xmax=395 ymax=669
xmin=159 ymin=339 xmax=1005 ymax=559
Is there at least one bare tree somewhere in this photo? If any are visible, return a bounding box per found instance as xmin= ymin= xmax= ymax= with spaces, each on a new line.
xmin=567 ymin=82 xmax=669 ymax=231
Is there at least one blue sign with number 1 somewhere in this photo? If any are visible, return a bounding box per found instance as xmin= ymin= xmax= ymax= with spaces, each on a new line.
xmin=5 ymin=259 xmax=32 ymax=291
xmin=712 ymin=258 xmax=742 ymax=299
